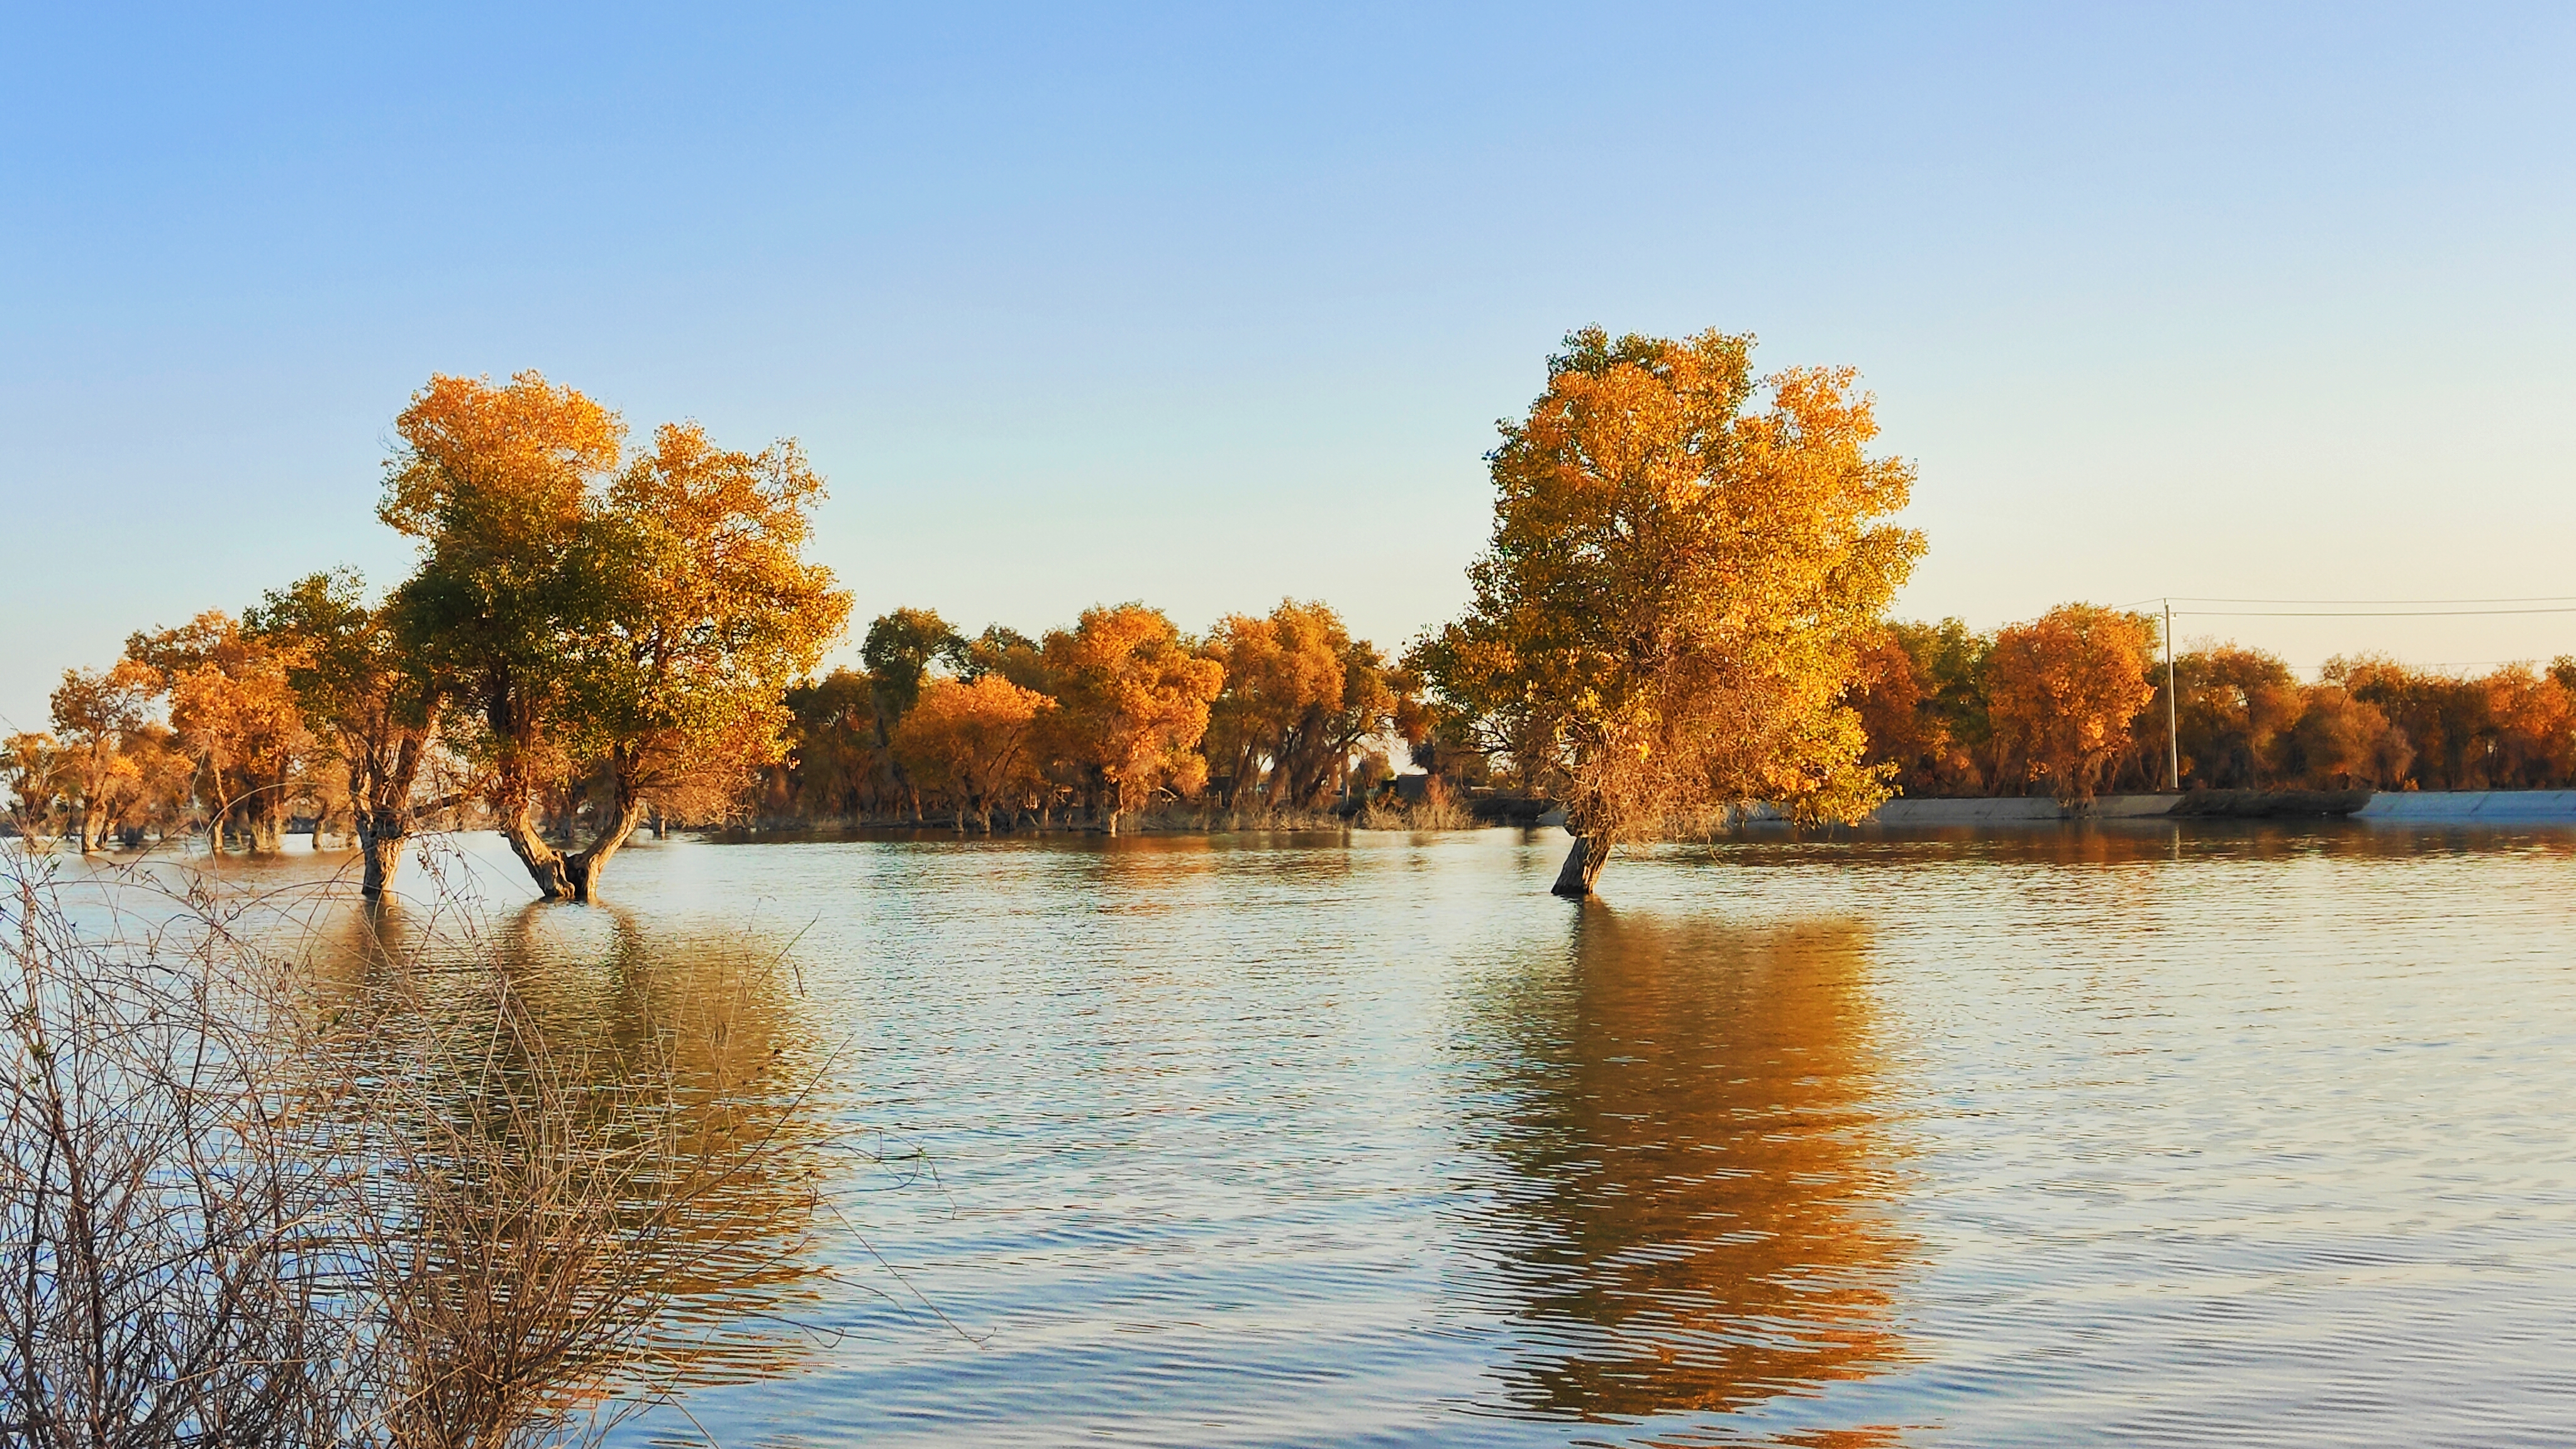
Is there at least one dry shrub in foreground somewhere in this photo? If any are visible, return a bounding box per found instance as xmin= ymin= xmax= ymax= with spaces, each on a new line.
xmin=3 ymin=862 xmax=353 ymax=1446
xmin=3 ymin=849 xmax=830 ymax=1449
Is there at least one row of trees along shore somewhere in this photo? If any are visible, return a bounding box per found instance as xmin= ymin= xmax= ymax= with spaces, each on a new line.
xmin=1853 ymin=610 xmax=2576 ymax=802
xmin=9 ymin=332 xmax=2573 ymax=899
xmin=7 ymin=372 xmax=852 ymax=902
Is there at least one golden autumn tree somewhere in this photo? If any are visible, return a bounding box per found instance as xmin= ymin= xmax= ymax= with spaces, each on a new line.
xmin=248 ymin=569 xmax=447 ymax=897
xmin=891 ymin=674 xmax=1053 ymax=832
xmin=2168 ymin=644 xmax=2305 ymax=789
xmin=2283 ymin=685 xmax=2412 ymax=789
xmin=1039 ymin=604 xmax=1225 ymax=834
xmin=545 ymin=421 xmax=849 ymax=892
xmin=2481 ymin=665 xmax=2576 ymax=788
xmin=3 ymin=731 xmax=70 ymax=842
xmin=383 ymin=374 xmax=848 ymax=902
xmin=125 ymin=611 xmax=313 ymax=853
xmin=1984 ymin=604 xmax=2155 ymax=804
xmin=1203 ymin=599 xmax=1406 ymax=811
xmin=382 ymin=369 xmax=621 ymax=896
xmin=47 ymin=661 xmax=188 ymax=853
xmin=1414 ymin=328 xmax=1921 ymax=896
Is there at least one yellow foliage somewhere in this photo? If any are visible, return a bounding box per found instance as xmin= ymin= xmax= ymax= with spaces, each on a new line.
xmin=1038 ymin=604 xmax=1225 ymax=831
xmin=378 ymin=372 xmax=848 ymax=899
xmin=128 ymin=610 xmax=314 ymax=850
xmin=891 ymin=675 xmax=1053 ymax=831
xmin=1416 ymin=328 xmax=1921 ymax=891
xmin=1202 ymin=599 xmax=1402 ymax=809
xmin=1985 ymin=604 xmax=2155 ymax=804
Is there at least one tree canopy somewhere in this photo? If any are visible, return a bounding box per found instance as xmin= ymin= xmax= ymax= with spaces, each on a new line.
xmin=1415 ymin=328 xmax=1921 ymax=895
xmin=1984 ymin=604 xmax=2155 ymax=804
xmin=1037 ymin=604 xmax=1225 ymax=835
xmin=380 ymin=372 xmax=848 ymax=901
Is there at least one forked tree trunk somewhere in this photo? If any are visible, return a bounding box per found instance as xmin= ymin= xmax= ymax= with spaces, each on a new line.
xmin=345 ymin=714 xmax=434 ymax=897
xmin=1551 ymin=830 xmax=1611 ymax=899
xmin=561 ymin=791 xmax=650 ymax=904
xmin=497 ymin=789 xmax=574 ymax=902
xmin=355 ymin=806 xmax=409 ymax=898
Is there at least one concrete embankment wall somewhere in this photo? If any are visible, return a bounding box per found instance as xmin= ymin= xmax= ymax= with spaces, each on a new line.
xmin=2352 ymin=790 xmax=2576 ymax=821
xmin=1868 ymin=795 xmax=2175 ymax=824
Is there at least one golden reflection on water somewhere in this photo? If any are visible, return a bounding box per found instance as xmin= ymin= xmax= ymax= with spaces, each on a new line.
xmin=313 ymin=896 xmax=840 ymax=1387
xmin=1459 ymin=909 xmax=1915 ymax=1435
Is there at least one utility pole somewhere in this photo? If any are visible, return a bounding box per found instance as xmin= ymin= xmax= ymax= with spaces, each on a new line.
xmin=2164 ymin=599 xmax=2181 ymax=792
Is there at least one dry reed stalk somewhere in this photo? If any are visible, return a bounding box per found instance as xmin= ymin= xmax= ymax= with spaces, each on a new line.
xmin=1355 ymin=780 xmax=1475 ymax=832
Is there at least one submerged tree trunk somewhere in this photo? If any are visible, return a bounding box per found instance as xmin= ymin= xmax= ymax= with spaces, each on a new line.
xmin=245 ymin=795 xmax=286 ymax=855
xmin=340 ymin=701 xmax=437 ymax=898
xmin=562 ymin=788 xmax=650 ymax=904
xmin=494 ymin=755 xmax=574 ymax=901
xmin=1550 ymin=829 xmax=1611 ymax=899
xmin=357 ymin=819 xmax=407 ymax=898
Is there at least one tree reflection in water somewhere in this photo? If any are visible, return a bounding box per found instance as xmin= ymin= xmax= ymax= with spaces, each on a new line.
xmin=321 ymin=894 xmax=842 ymax=1394
xmin=1456 ymin=908 xmax=1917 ymax=1440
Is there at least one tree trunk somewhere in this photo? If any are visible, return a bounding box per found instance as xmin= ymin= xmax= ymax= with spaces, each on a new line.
xmin=562 ymin=791 xmax=649 ymax=904
xmin=494 ymin=762 xmax=574 ymax=901
xmin=247 ymin=798 xmax=285 ymax=855
xmin=355 ymin=812 xmax=407 ymax=898
xmin=1551 ymin=830 xmax=1610 ymax=898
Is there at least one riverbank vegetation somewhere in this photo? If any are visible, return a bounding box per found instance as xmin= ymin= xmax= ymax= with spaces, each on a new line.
xmin=10 ymin=344 xmax=2576 ymax=896
xmin=6 ymin=371 xmax=851 ymax=904
xmin=1853 ymin=610 xmax=2576 ymax=801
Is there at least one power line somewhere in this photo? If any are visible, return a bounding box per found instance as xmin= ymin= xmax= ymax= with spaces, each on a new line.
xmin=2171 ymin=606 xmax=2576 ymax=618
xmin=2168 ymin=594 xmax=2576 ymax=606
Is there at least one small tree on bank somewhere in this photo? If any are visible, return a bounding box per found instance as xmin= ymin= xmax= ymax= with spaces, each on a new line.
xmin=125 ymin=611 xmax=314 ymax=855
xmin=47 ymin=662 xmax=186 ymax=853
xmin=892 ymin=674 xmax=1053 ymax=831
xmin=1984 ymin=604 xmax=2154 ymax=804
xmin=1038 ymin=604 xmax=1225 ymax=835
xmin=1415 ymin=328 xmax=1921 ymax=897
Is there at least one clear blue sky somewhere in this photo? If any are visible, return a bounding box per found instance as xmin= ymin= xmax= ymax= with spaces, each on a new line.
xmin=6 ymin=3 xmax=2573 ymax=732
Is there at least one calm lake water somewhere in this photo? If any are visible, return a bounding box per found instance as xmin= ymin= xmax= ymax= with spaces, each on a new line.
xmin=60 ymin=823 xmax=2576 ymax=1445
